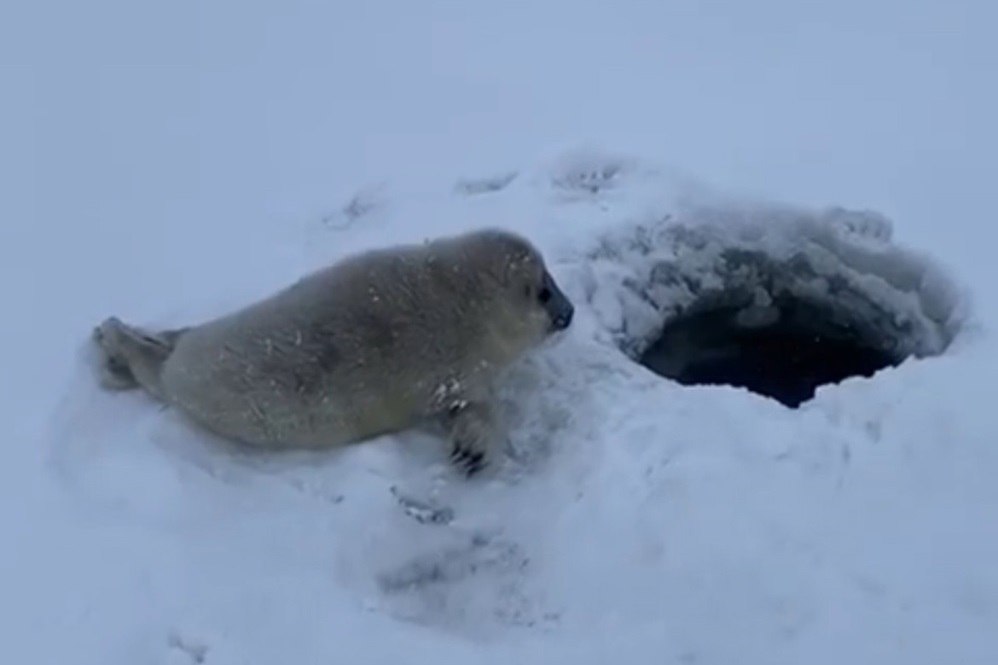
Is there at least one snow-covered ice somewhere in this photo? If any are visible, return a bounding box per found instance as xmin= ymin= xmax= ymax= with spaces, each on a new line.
xmin=8 ymin=1 xmax=998 ymax=663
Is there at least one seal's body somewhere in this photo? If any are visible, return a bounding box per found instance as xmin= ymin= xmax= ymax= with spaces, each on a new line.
xmin=93 ymin=228 xmax=574 ymax=474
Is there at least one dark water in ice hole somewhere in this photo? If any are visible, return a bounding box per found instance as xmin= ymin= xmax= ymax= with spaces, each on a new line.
xmin=638 ymin=297 xmax=903 ymax=408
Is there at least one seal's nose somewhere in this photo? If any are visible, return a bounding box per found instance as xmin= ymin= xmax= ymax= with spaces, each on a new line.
xmin=551 ymin=301 xmax=574 ymax=331
xmin=540 ymin=270 xmax=574 ymax=332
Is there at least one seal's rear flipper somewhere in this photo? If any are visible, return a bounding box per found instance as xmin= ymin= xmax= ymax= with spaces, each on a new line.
xmin=92 ymin=320 xmax=138 ymax=390
xmin=92 ymin=317 xmax=177 ymax=400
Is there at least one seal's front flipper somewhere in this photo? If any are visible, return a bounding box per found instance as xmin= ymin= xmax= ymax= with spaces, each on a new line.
xmin=442 ymin=400 xmax=499 ymax=477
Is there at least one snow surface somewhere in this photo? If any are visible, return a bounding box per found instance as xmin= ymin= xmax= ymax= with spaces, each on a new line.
xmin=9 ymin=1 xmax=998 ymax=663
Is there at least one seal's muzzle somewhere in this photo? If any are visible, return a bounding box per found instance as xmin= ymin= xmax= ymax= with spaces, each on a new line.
xmin=540 ymin=271 xmax=574 ymax=332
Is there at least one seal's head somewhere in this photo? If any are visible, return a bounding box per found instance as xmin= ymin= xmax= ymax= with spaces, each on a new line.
xmin=456 ymin=228 xmax=574 ymax=361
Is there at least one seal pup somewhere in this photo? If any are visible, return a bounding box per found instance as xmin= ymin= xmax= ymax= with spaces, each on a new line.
xmin=92 ymin=228 xmax=574 ymax=475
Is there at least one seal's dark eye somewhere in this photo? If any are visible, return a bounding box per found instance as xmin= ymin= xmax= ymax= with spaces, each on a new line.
xmin=538 ymin=287 xmax=552 ymax=304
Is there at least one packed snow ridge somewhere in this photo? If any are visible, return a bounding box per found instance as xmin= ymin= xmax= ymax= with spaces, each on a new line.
xmin=593 ymin=204 xmax=961 ymax=359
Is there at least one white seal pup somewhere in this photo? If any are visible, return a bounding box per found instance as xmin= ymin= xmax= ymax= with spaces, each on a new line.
xmin=92 ymin=228 xmax=574 ymax=475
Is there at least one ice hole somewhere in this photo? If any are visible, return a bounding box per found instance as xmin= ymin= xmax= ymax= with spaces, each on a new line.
xmin=638 ymin=291 xmax=904 ymax=408
xmin=587 ymin=206 xmax=965 ymax=409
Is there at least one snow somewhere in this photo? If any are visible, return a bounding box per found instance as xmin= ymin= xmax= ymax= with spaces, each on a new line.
xmin=8 ymin=0 xmax=998 ymax=663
